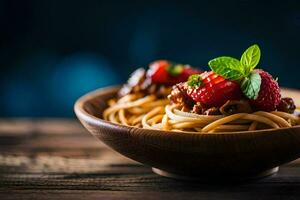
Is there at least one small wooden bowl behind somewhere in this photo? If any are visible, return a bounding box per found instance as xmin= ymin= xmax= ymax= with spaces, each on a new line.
xmin=74 ymin=86 xmax=300 ymax=180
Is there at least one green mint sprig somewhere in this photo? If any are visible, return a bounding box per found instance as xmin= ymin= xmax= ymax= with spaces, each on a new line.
xmin=240 ymin=71 xmax=261 ymax=99
xmin=241 ymin=44 xmax=261 ymax=75
xmin=208 ymin=57 xmax=243 ymax=80
xmin=208 ymin=44 xmax=262 ymax=100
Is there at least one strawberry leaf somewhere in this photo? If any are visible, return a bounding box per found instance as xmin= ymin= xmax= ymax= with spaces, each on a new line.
xmin=167 ymin=63 xmax=183 ymax=77
xmin=240 ymin=44 xmax=261 ymax=75
xmin=208 ymin=56 xmax=243 ymax=80
xmin=187 ymin=74 xmax=202 ymax=87
xmin=241 ymin=71 xmax=261 ymax=100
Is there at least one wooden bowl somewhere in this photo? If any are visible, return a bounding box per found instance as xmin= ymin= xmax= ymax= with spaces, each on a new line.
xmin=74 ymin=86 xmax=300 ymax=180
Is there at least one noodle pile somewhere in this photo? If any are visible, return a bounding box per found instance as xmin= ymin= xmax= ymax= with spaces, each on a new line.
xmin=104 ymin=97 xmax=300 ymax=133
xmin=103 ymin=51 xmax=300 ymax=133
xmin=142 ymin=105 xmax=300 ymax=133
xmin=103 ymin=93 xmax=169 ymax=127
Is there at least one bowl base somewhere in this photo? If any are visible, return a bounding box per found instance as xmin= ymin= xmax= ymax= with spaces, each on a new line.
xmin=152 ymin=167 xmax=279 ymax=181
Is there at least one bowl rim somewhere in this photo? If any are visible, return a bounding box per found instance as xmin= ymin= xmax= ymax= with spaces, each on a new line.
xmin=74 ymin=85 xmax=300 ymax=136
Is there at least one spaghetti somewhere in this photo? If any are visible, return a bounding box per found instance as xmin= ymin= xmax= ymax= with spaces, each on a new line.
xmin=141 ymin=104 xmax=299 ymax=133
xmin=103 ymin=60 xmax=201 ymax=128
xmin=102 ymin=50 xmax=300 ymax=133
xmin=104 ymin=95 xmax=300 ymax=132
xmin=103 ymin=93 xmax=168 ymax=127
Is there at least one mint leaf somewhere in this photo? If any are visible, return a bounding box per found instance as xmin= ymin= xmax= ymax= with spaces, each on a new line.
xmin=241 ymin=71 xmax=261 ymax=100
xmin=240 ymin=44 xmax=261 ymax=75
xmin=208 ymin=56 xmax=243 ymax=80
xmin=167 ymin=63 xmax=183 ymax=76
xmin=187 ymin=74 xmax=202 ymax=87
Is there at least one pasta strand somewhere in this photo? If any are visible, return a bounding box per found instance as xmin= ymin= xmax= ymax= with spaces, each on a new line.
xmin=104 ymin=94 xmax=300 ymax=133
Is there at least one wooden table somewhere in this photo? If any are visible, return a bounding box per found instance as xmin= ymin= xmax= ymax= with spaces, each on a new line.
xmin=1 ymin=119 xmax=300 ymax=200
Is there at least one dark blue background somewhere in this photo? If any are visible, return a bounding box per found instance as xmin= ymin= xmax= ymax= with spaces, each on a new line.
xmin=1 ymin=0 xmax=300 ymax=117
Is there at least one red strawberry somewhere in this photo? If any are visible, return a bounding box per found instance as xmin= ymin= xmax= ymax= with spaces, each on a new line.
xmin=250 ymin=70 xmax=281 ymax=111
xmin=178 ymin=67 xmax=201 ymax=83
xmin=147 ymin=60 xmax=201 ymax=85
xmin=147 ymin=60 xmax=170 ymax=84
xmin=187 ymin=71 xmax=242 ymax=107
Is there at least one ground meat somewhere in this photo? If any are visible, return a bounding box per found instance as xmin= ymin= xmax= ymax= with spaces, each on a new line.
xmin=191 ymin=103 xmax=220 ymax=115
xmin=147 ymin=84 xmax=157 ymax=95
xmin=156 ymin=85 xmax=172 ymax=98
xmin=118 ymin=68 xmax=146 ymax=97
xmin=192 ymin=102 xmax=204 ymax=114
xmin=277 ymin=97 xmax=296 ymax=114
xmin=169 ymin=85 xmax=255 ymax=116
xmin=203 ymin=107 xmax=221 ymax=115
xmin=118 ymin=68 xmax=173 ymax=98
xmin=219 ymin=100 xmax=252 ymax=115
xmin=168 ymin=82 xmax=195 ymax=110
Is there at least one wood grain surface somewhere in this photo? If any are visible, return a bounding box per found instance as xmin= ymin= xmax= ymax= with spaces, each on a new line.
xmin=1 ymin=119 xmax=300 ymax=200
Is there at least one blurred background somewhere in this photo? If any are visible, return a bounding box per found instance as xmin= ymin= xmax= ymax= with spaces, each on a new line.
xmin=1 ymin=0 xmax=300 ymax=117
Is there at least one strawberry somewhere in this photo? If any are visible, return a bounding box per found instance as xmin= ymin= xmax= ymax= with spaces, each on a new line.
xmin=179 ymin=67 xmax=201 ymax=82
xmin=147 ymin=60 xmax=201 ymax=85
xmin=187 ymin=71 xmax=242 ymax=107
xmin=207 ymin=44 xmax=284 ymax=111
xmin=250 ymin=70 xmax=281 ymax=111
xmin=147 ymin=60 xmax=170 ymax=84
